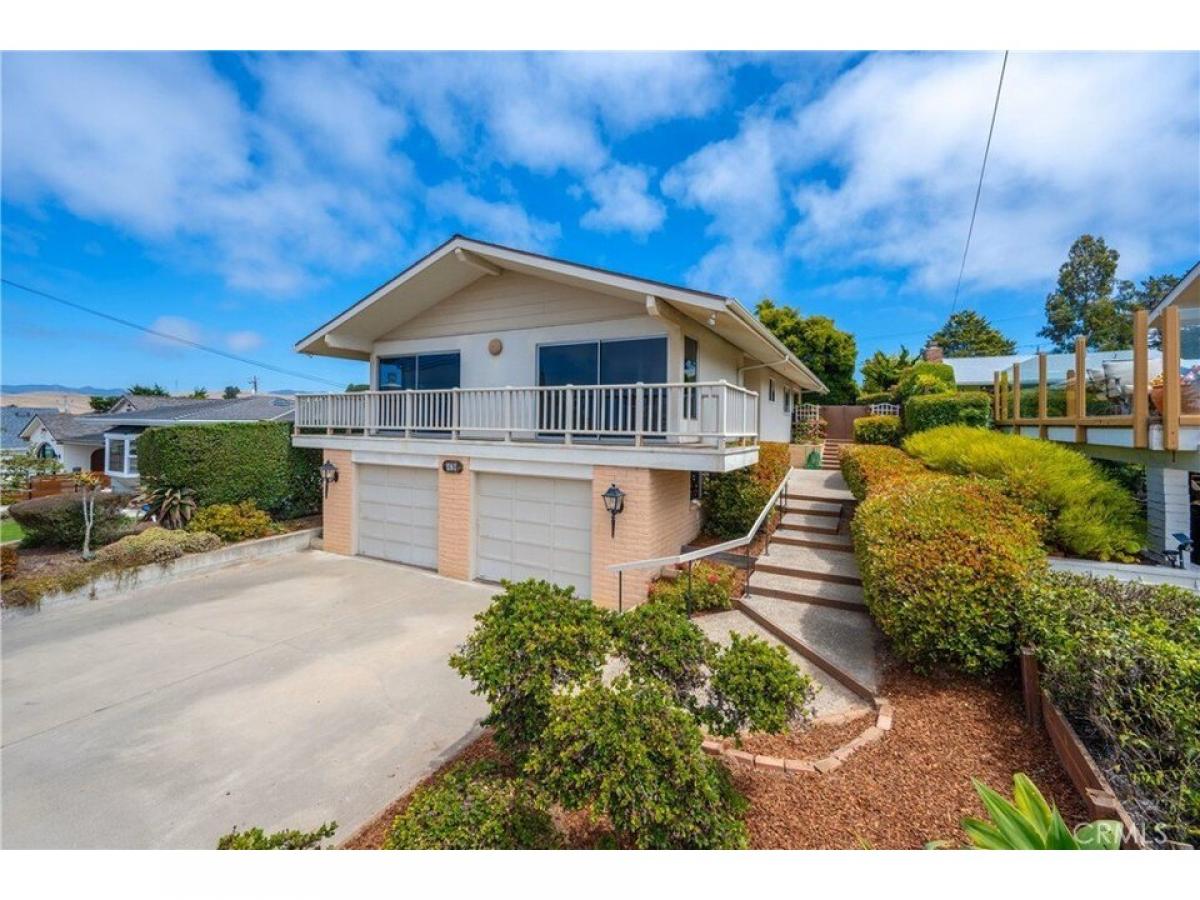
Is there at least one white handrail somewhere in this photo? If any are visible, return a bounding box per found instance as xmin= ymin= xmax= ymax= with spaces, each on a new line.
xmin=607 ymin=467 xmax=792 ymax=573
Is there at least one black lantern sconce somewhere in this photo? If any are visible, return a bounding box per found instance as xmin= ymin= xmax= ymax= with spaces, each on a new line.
xmin=601 ymin=483 xmax=625 ymax=538
xmin=320 ymin=460 xmax=339 ymax=498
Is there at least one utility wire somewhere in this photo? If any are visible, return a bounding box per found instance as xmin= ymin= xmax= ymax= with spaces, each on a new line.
xmin=1 ymin=277 xmax=345 ymax=389
xmin=949 ymin=50 xmax=1009 ymax=316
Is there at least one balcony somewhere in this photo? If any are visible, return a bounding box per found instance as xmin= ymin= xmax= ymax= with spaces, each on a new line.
xmin=293 ymin=381 xmax=759 ymax=462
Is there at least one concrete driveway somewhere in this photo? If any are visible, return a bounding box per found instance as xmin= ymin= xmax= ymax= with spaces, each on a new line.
xmin=1 ymin=551 xmax=495 ymax=848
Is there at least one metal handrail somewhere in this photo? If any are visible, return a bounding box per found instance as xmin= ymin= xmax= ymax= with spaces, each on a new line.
xmin=608 ymin=467 xmax=792 ymax=612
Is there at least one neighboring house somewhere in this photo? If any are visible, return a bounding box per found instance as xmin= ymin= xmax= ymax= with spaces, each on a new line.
xmin=17 ymin=412 xmax=109 ymax=472
xmin=2 ymin=405 xmax=60 ymax=455
xmin=292 ymin=235 xmax=828 ymax=606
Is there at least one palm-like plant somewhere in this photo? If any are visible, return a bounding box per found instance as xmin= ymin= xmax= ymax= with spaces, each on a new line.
xmin=960 ymin=773 xmax=1122 ymax=850
xmin=139 ymin=482 xmax=197 ymax=530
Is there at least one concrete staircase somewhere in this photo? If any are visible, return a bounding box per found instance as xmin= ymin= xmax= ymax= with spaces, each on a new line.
xmin=820 ymin=438 xmax=850 ymax=470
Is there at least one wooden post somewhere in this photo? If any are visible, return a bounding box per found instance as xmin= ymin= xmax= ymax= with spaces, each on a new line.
xmin=1037 ymin=353 xmax=1049 ymax=439
xmin=1011 ymin=362 xmax=1021 ymax=424
xmin=1020 ymin=649 xmax=1042 ymax=728
xmin=993 ymin=371 xmax=1001 ymax=421
xmin=1132 ymin=309 xmax=1149 ymax=449
xmin=1163 ymin=306 xmax=1181 ymax=451
xmin=1074 ymin=336 xmax=1088 ymax=444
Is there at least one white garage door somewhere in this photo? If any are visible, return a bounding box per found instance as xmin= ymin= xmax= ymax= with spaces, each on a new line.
xmin=475 ymin=473 xmax=592 ymax=598
xmin=357 ymin=464 xmax=439 ymax=569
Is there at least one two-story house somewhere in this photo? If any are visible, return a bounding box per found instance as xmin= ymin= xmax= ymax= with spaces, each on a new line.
xmin=293 ymin=236 xmax=826 ymax=606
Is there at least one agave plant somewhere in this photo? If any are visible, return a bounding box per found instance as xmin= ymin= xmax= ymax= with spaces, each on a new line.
xmin=960 ymin=773 xmax=1122 ymax=850
xmin=139 ymin=482 xmax=198 ymax=530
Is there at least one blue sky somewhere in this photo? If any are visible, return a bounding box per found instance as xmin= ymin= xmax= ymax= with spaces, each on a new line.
xmin=2 ymin=51 xmax=1198 ymax=394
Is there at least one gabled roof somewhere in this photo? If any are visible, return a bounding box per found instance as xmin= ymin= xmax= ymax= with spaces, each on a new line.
xmin=294 ymin=235 xmax=828 ymax=393
xmin=1147 ymin=259 xmax=1200 ymax=323
xmin=19 ymin=412 xmax=108 ymax=446
xmin=91 ymin=395 xmax=295 ymax=427
xmin=2 ymin=406 xmax=59 ymax=450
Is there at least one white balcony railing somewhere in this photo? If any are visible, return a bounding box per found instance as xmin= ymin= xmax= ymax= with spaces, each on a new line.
xmin=295 ymin=381 xmax=758 ymax=449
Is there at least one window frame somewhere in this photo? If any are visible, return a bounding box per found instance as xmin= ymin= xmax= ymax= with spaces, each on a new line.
xmin=376 ymin=350 xmax=462 ymax=391
xmin=768 ymin=378 xmax=776 ymax=402
xmin=104 ymin=433 xmax=140 ymax=477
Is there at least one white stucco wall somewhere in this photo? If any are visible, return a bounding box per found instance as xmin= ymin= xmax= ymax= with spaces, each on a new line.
xmin=21 ymin=424 xmax=99 ymax=472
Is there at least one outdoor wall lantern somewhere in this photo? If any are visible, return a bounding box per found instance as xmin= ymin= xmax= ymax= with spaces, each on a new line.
xmin=320 ymin=460 xmax=339 ymax=498
xmin=601 ymin=483 xmax=625 ymax=538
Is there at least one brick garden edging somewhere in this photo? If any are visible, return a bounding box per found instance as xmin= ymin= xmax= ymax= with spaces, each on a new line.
xmin=701 ymin=698 xmax=894 ymax=775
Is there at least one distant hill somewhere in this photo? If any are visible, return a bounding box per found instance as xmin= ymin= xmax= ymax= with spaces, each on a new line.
xmin=2 ymin=384 xmax=125 ymax=396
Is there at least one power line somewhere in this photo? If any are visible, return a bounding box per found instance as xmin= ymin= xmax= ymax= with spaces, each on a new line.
xmin=1 ymin=278 xmax=345 ymax=389
xmin=950 ymin=50 xmax=1009 ymax=316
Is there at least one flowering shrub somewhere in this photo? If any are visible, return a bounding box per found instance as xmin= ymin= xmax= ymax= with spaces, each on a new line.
xmin=791 ymin=417 xmax=826 ymax=443
xmin=647 ymin=560 xmax=735 ymax=612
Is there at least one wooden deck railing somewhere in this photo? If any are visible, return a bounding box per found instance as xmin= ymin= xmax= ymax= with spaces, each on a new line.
xmin=994 ymin=307 xmax=1194 ymax=451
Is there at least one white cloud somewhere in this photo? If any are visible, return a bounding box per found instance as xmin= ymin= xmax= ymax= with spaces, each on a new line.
xmin=580 ymin=164 xmax=665 ymax=236
xmin=426 ymin=181 xmax=560 ymax=250
xmin=143 ymin=315 xmax=205 ymax=355
xmin=665 ymin=52 xmax=1200 ymax=300
xmin=226 ymin=330 xmax=264 ymax=352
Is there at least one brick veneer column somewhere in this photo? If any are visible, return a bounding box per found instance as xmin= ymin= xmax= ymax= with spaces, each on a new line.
xmin=321 ymin=449 xmax=355 ymax=555
xmin=437 ymin=456 xmax=473 ymax=580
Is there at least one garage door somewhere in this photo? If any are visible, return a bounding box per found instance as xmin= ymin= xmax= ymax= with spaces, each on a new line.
xmin=357 ymin=465 xmax=439 ymax=569
xmin=475 ymin=473 xmax=592 ymax=598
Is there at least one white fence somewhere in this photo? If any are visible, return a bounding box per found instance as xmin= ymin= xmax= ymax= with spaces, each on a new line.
xmin=868 ymin=403 xmax=901 ymax=417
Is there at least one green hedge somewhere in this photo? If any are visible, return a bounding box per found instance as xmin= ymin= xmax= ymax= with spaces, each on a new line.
xmin=904 ymin=391 xmax=991 ymax=434
xmin=853 ymin=415 xmax=902 ymax=446
xmin=856 ymin=390 xmax=896 ymax=406
xmin=902 ymin=426 xmax=1144 ymax=561
xmin=136 ymin=422 xmax=320 ymax=519
xmin=1021 ymin=574 xmax=1200 ymax=845
xmin=896 ymin=362 xmax=955 ymax=401
xmin=839 ymin=444 xmax=929 ymax=500
xmin=852 ymin=474 xmax=1047 ymax=674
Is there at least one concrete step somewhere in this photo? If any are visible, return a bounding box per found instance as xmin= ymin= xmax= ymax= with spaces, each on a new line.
xmin=785 ymin=469 xmax=855 ymax=502
xmin=778 ymin=512 xmax=842 ymax=533
xmin=772 ymin=532 xmax=854 ymax=552
xmin=747 ymin=571 xmax=866 ymax=612
xmin=755 ymin=543 xmax=862 ymax=585
xmin=741 ymin=596 xmax=882 ymax=693
xmin=694 ymin=610 xmax=869 ymax=716
xmin=786 ymin=500 xmax=843 ymax=516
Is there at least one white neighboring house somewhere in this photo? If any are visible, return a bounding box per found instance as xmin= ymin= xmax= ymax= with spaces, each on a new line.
xmin=292 ymin=235 xmax=829 ymax=607
xmin=17 ymin=411 xmax=109 ymax=473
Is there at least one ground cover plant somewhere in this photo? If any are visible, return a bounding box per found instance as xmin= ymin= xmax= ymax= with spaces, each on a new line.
xmin=217 ymin=822 xmax=337 ymax=849
xmin=902 ymin=425 xmax=1143 ymax=560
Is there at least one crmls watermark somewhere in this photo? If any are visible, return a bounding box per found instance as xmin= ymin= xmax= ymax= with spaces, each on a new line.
xmin=1075 ymin=820 xmax=1124 ymax=848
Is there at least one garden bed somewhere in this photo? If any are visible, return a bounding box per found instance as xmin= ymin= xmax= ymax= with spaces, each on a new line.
xmin=344 ymin=658 xmax=1085 ymax=850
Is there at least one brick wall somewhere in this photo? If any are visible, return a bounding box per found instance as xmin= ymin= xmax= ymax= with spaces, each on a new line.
xmin=437 ymin=457 xmax=472 ymax=580
xmin=321 ymin=449 xmax=355 ymax=555
xmin=590 ymin=466 xmax=702 ymax=609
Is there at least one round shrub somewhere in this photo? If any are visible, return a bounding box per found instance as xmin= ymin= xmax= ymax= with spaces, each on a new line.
xmin=8 ymin=492 xmax=132 ymax=549
xmin=896 ymin=361 xmax=955 ymax=401
xmin=187 ymin=501 xmax=275 ymax=543
xmin=902 ymin=426 xmax=1144 ymax=561
xmin=384 ymin=761 xmax=558 ymax=850
xmin=647 ymin=560 xmax=735 ymax=612
xmin=449 ymin=579 xmax=613 ymax=756
xmin=614 ymin=601 xmax=715 ymax=706
xmin=701 ymin=470 xmax=770 ymax=539
xmin=839 ymin=444 xmax=929 ymax=501
xmin=851 ymin=474 xmax=1046 ymax=674
xmin=525 ymin=677 xmax=749 ymax=849
xmin=903 ymin=391 xmax=991 ymax=434
xmin=853 ymin=414 xmax=902 ymax=446
xmin=705 ymin=632 xmax=815 ymax=737
xmin=96 ymin=527 xmax=221 ymax=567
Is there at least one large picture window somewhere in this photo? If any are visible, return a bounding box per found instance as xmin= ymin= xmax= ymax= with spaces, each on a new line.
xmin=377 ymin=352 xmax=461 ymax=391
xmin=537 ymin=336 xmax=668 ymax=435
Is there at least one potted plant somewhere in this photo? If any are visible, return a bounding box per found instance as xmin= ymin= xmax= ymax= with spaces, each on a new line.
xmin=1150 ymin=366 xmax=1200 ymax=414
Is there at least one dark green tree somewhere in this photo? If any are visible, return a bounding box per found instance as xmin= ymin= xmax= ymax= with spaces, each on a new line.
xmin=189 ymin=387 xmax=209 ymax=399
xmin=127 ymin=383 xmax=169 ymax=396
xmin=755 ymin=299 xmax=857 ymax=404
xmin=1039 ymin=235 xmax=1132 ymax=351
xmin=222 ymin=385 xmax=241 ymax=400
xmin=88 ymin=395 xmax=119 ymax=412
xmin=928 ymin=310 xmax=1016 ymax=357
xmin=860 ymin=346 xmax=915 ymax=393
xmin=345 ymin=383 xmax=370 ymax=392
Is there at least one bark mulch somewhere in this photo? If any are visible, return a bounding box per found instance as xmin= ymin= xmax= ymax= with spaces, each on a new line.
xmin=734 ymin=662 xmax=1088 ymax=849
xmin=343 ymin=661 xmax=1086 ymax=850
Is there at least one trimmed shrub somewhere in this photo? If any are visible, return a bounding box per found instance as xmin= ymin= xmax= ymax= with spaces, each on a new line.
xmin=856 ymin=390 xmax=896 ymax=407
xmin=1021 ymin=574 xmax=1200 ymax=845
xmin=701 ymin=470 xmax=769 ymax=538
xmin=839 ymin=444 xmax=929 ymax=501
xmin=136 ymin=422 xmax=320 ymax=519
xmin=218 ymin=822 xmax=336 ymax=850
xmin=187 ymin=501 xmax=275 ymax=543
xmin=384 ymin=761 xmax=559 ymax=850
xmin=613 ymin=601 xmax=715 ymax=707
xmin=852 ymin=475 xmax=1046 ymax=674
xmin=449 ymin=579 xmax=612 ymax=756
xmin=904 ymin=391 xmax=991 ymax=434
xmin=853 ymin=414 xmax=902 ymax=446
xmin=647 ymin=560 xmax=735 ymax=612
xmin=705 ymin=632 xmax=815 ymax=738
xmin=8 ymin=493 xmax=132 ymax=549
xmin=1 ymin=544 xmax=16 ymax=580
xmin=902 ymin=426 xmax=1144 ymax=561
xmin=525 ymin=677 xmax=749 ymax=849
xmin=752 ymin=441 xmax=790 ymax=491
xmin=896 ymin=361 xmax=955 ymax=401
xmin=96 ymin=527 xmax=221 ymax=567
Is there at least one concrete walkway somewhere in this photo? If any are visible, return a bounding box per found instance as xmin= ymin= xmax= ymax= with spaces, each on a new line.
xmin=1 ymin=552 xmax=494 ymax=849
